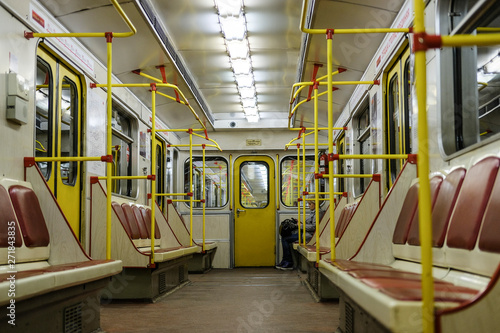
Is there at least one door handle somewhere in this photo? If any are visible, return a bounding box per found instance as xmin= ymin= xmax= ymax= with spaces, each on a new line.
xmin=237 ymin=208 xmax=246 ymax=217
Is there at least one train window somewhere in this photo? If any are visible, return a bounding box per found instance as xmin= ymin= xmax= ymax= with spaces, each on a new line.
xmin=438 ymin=0 xmax=500 ymax=155
xmin=184 ymin=157 xmax=228 ymax=208
xmin=280 ymin=156 xmax=325 ymax=207
xmin=336 ymin=134 xmax=345 ymax=197
xmin=354 ymin=102 xmax=370 ymax=196
xmin=240 ymin=161 xmax=269 ymax=209
xmin=111 ymin=107 xmax=136 ymax=197
xmin=35 ymin=58 xmax=53 ymax=180
xmin=60 ymin=77 xmax=78 ymax=185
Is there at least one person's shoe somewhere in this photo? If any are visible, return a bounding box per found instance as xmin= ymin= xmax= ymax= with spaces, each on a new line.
xmin=275 ymin=260 xmax=286 ymax=269
xmin=277 ymin=261 xmax=293 ymax=270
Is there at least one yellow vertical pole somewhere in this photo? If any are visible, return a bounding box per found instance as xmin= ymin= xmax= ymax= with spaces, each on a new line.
xmin=189 ymin=130 xmax=193 ymax=246
xmin=202 ymin=145 xmax=206 ymax=252
xmin=327 ymin=30 xmax=336 ymax=261
xmin=105 ymin=33 xmax=113 ymax=260
xmin=313 ymin=84 xmax=320 ymax=265
xmin=297 ymin=145 xmax=302 ymax=245
xmin=302 ymin=133 xmax=307 ymax=244
xmin=414 ymin=1 xmax=434 ymax=332
xmin=150 ymin=87 xmax=157 ymax=264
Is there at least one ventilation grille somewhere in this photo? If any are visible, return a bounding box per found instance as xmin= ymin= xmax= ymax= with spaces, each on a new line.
xmin=345 ymin=302 xmax=354 ymax=333
xmin=64 ymin=303 xmax=82 ymax=333
xmin=179 ymin=266 xmax=186 ymax=283
xmin=138 ymin=0 xmax=214 ymax=125
xmin=159 ymin=272 xmax=167 ymax=294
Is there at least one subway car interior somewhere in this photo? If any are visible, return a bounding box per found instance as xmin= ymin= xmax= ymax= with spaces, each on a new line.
xmin=1 ymin=0 xmax=500 ymax=332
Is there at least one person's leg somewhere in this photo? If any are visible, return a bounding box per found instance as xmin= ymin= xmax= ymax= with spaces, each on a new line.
xmin=281 ymin=234 xmax=298 ymax=262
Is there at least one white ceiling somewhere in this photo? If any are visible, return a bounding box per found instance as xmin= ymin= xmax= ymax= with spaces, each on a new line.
xmin=38 ymin=0 xmax=406 ymax=136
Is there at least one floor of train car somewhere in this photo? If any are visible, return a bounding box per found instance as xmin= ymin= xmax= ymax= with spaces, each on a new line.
xmin=100 ymin=268 xmax=339 ymax=332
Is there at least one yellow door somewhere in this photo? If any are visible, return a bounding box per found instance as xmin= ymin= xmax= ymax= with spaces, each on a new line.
xmin=36 ymin=47 xmax=83 ymax=239
xmin=385 ymin=46 xmax=411 ymax=190
xmin=234 ymin=156 xmax=276 ymax=266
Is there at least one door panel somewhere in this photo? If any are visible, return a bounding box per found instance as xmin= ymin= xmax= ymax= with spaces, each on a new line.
xmin=234 ymin=156 xmax=275 ymax=266
xmin=36 ymin=47 xmax=82 ymax=239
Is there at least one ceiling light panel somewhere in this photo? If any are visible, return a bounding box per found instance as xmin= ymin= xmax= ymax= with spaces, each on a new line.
xmin=215 ymin=0 xmax=259 ymax=122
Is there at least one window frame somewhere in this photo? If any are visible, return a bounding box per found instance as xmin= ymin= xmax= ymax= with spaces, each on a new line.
xmin=437 ymin=0 xmax=500 ymax=158
xmin=111 ymin=104 xmax=138 ymax=198
xmin=183 ymin=156 xmax=229 ymax=209
xmin=279 ymin=155 xmax=325 ymax=208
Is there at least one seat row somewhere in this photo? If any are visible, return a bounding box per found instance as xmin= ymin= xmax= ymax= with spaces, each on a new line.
xmin=319 ymin=156 xmax=500 ymax=332
xmin=0 ymin=177 xmax=122 ymax=332
xmin=90 ymin=179 xmax=216 ymax=300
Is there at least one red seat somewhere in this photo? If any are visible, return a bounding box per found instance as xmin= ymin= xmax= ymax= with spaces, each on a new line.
xmin=478 ymin=169 xmax=500 ymax=253
xmin=0 ymin=185 xmax=22 ymax=247
xmin=121 ymin=204 xmax=141 ymax=239
xmin=392 ymin=183 xmax=420 ymax=244
xmin=132 ymin=205 xmax=149 ymax=239
xmin=407 ymin=169 xmax=465 ymax=246
xmin=447 ymin=157 xmax=500 ymax=250
xmin=9 ymin=185 xmax=50 ymax=247
xmin=141 ymin=207 xmax=161 ymax=239
xmin=112 ymin=202 xmax=132 ymax=236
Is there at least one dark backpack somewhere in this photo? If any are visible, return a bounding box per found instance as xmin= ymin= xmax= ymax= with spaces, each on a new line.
xmin=279 ymin=218 xmax=298 ymax=237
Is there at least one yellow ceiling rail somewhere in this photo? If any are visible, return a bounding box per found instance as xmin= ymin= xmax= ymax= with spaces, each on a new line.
xmin=92 ymin=82 xmax=206 ymax=130
xmin=25 ymin=0 xmax=136 ymax=39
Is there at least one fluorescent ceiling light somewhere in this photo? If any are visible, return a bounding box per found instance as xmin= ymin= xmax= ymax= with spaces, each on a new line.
xmin=220 ymin=15 xmax=246 ymax=40
xmin=246 ymin=114 xmax=260 ymax=123
xmin=231 ymin=58 xmax=252 ymax=74
xmin=215 ymin=0 xmax=242 ymax=17
xmin=238 ymin=86 xmax=256 ymax=99
xmin=235 ymin=74 xmax=254 ymax=87
xmin=226 ymin=40 xmax=249 ymax=59
xmin=241 ymin=97 xmax=257 ymax=108
xmin=243 ymin=106 xmax=258 ymax=115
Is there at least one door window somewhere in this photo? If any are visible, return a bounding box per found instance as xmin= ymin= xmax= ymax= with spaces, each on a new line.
xmin=240 ymin=161 xmax=269 ymax=209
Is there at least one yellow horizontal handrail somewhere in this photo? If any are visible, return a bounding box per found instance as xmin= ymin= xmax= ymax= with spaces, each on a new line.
xmin=159 ymin=193 xmax=191 ymax=197
xmin=441 ymin=33 xmax=500 ymax=47
xmin=33 ymin=156 xmax=107 ymax=162
xmin=169 ymin=199 xmax=203 ymax=203
xmin=169 ymin=144 xmax=219 ymax=149
xmin=156 ymin=128 xmax=205 ymax=132
xmin=289 ymin=127 xmax=346 ymax=131
xmin=322 ymin=174 xmax=377 ymax=178
xmin=97 ymin=176 xmax=150 ymax=180
xmin=334 ymin=154 xmax=411 ymax=160
xmin=26 ymin=0 xmax=136 ymax=39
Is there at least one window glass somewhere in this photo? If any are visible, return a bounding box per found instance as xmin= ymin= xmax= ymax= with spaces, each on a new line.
xmin=35 ymin=58 xmax=52 ymax=179
xmin=388 ymin=74 xmax=400 ymax=185
xmin=439 ymin=0 xmax=500 ymax=154
xmin=184 ymin=157 xmax=228 ymax=208
xmin=240 ymin=161 xmax=269 ymax=208
xmin=280 ymin=156 xmax=325 ymax=207
xmin=60 ymin=77 xmax=78 ymax=185
xmin=111 ymin=108 xmax=134 ymax=196
xmin=355 ymin=104 xmax=370 ymax=195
